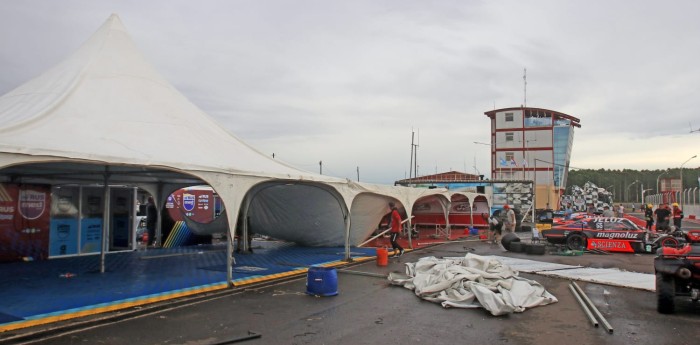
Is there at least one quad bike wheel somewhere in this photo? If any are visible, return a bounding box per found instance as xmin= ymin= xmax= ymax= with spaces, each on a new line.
xmin=656 ymin=273 xmax=676 ymax=314
xmin=566 ymin=233 xmax=586 ymax=251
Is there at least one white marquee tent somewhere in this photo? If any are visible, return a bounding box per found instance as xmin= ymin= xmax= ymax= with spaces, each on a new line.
xmin=0 ymin=14 xmax=487 ymax=282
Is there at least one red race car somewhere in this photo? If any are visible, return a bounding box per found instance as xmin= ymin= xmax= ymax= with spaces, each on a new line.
xmin=541 ymin=216 xmax=657 ymax=253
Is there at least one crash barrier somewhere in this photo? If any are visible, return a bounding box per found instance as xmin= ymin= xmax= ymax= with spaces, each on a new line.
xmin=501 ymin=233 xmax=521 ymax=251
xmin=306 ymin=266 xmax=338 ymax=297
xmin=376 ymin=247 xmax=389 ymax=266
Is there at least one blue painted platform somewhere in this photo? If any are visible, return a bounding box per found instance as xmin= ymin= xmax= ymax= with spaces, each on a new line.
xmin=0 ymin=241 xmax=377 ymax=331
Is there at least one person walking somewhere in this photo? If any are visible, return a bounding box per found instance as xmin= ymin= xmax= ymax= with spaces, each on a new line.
xmin=503 ymin=204 xmax=516 ymax=234
xmin=672 ymin=202 xmax=684 ymax=231
xmin=387 ymin=202 xmax=404 ymax=257
xmin=487 ymin=211 xmax=502 ymax=244
xmin=644 ymin=203 xmax=654 ymax=231
xmin=617 ymin=204 xmax=625 ymax=218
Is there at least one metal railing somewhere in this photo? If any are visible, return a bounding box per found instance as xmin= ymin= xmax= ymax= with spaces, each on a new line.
xmin=644 ymin=188 xmax=700 ymax=218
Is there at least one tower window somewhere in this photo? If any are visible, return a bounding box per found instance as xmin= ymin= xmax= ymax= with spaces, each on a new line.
xmin=505 ymin=113 xmax=514 ymax=121
xmin=505 ymin=133 xmax=514 ymax=142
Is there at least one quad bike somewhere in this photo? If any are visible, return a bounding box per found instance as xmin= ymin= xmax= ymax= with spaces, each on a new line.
xmin=653 ymin=229 xmax=700 ymax=313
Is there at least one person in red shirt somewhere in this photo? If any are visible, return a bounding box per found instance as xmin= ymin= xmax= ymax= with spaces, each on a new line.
xmin=388 ymin=202 xmax=404 ymax=257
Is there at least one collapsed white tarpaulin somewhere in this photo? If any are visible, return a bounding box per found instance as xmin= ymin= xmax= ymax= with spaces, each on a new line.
xmin=388 ymin=253 xmax=558 ymax=316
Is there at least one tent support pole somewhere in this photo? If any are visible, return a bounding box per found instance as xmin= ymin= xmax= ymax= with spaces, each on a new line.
xmin=241 ymin=197 xmax=252 ymax=252
xmin=407 ymin=214 xmax=413 ymax=249
xmin=227 ymin=218 xmax=234 ymax=287
xmin=469 ymin=199 xmax=474 ymax=229
xmin=100 ymin=167 xmax=111 ymax=274
xmin=344 ymin=213 xmax=351 ymax=261
xmin=155 ymin=183 xmax=163 ymax=247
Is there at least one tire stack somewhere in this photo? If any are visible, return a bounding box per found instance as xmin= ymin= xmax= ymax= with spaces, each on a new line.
xmin=501 ymin=231 xmax=546 ymax=255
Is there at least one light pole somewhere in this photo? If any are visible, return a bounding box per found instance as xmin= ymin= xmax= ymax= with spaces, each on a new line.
xmin=656 ymin=169 xmax=669 ymax=195
xmin=680 ymin=155 xmax=697 ymax=210
xmin=626 ymin=180 xmax=638 ymax=202
xmin=641 ymin=188 xmax=652 ymax=204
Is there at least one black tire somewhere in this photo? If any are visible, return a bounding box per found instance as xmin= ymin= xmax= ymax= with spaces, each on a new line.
xmin=659 ymin=236 xmax=680 ymax=249
xmin=656 ymin=273 xmax=675 ymax=314
xmin=526 ymin=243 xmax=546 ymax=255
xmin=509 ymin=242 xmax=524 ymax=253
xmin=566 ymin=233 xmax=586 ymax=251
xmin=501 ymin=232 xmax=521 ymax=251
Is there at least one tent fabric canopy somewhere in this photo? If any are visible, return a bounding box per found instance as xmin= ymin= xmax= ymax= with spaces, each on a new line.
xmin=0 ymin=14 xmax=488 ymax=250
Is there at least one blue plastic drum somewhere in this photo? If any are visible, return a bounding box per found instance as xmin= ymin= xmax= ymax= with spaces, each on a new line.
xmin=306 ymin=266 xmax=338 ymax=297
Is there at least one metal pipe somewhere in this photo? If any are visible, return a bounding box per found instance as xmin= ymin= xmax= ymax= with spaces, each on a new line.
xmin=358 ymin=229 xmax=390 ymax=247
xmin=568 ymin=284 xmax=598 ymax=328
xmin=211 ymin=331 xmax=262 ymax=344
xmin=337 ymin=269 xmax=387 ymax=279
xmin=416 ymin=238 xmax=482 ymax=246
xmin=571 ymin=281 xmax=614 ymax=334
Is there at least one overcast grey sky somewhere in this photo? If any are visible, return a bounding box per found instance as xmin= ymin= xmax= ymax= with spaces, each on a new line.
xmin=1 ymin=1 xmax=699 ymax=184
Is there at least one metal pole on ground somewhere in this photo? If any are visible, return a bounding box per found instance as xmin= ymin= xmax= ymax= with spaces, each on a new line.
xmin=568 ymin=284 xmax=598 ymax=328
xmin=571 ymin=282 xmax=613 ymax=334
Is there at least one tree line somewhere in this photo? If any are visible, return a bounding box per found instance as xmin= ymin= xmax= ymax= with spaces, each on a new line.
xmin=567 ymin=168 xmax=700 ymax=202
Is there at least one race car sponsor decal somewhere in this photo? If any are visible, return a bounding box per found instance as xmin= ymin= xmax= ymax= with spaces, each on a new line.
xmin=587 ymin=239 xmax=634 ymax=252
xmin=593 ymin=231 xmax=643 ymax=240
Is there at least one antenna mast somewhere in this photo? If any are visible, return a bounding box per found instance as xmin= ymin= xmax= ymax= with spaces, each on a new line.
xmin=414 ymin=129 xmax=419 ymax=177
xmin=523 ymin=68 xmax=527 ymax=107
xmin=409 ymin=130 xmax=415 ymax=179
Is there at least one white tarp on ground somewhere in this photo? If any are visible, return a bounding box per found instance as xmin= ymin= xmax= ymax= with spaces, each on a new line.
xmin=388 ymin=253 xmax=558 ymax=316
xmin=488 ymin=255 xmax=583 ymax=272
xmin=488 ymin=256 xmax=655 ymax=292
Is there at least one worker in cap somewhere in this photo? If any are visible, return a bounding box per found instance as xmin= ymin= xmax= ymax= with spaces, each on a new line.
xmin=672 ymin=202 xmax=684 ymax=231
xmin=644 ymin=203 xmax=654 ymax=230
xmin=387 ymin=202 xmax=404 ymax=257
xmin=503 ymin=204 xmax=516 ymax=234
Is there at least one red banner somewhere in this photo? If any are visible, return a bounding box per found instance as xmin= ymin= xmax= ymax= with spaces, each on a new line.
xmin=165 ymin=187 xmax=218 ymax=223
xmin=0 ymin=183 xmax=51 ymax=262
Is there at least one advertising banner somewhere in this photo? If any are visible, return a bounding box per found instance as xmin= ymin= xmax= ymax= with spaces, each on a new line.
xmin=0 ymin=183 xmax=51 ymax=262
xmin=81 ymin=218 xmax=103 ymax=253
xmin=166 ymin=187 xmax=218 ymax=223
xmin=49 ymin=218 xmax=79 ymax=256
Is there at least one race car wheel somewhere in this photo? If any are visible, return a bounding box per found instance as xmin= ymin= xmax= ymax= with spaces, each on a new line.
xmin=659 ymin=236 xmax=680 ymax=249
xmin=656 ymin=273 xmax=675 ymax=314
xmin=566 ymin=233 xmax=586 ymax=251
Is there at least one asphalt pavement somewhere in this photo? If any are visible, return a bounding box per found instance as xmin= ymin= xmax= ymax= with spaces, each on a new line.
xmin=4 ymin=228 xmax=700 ymax=345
